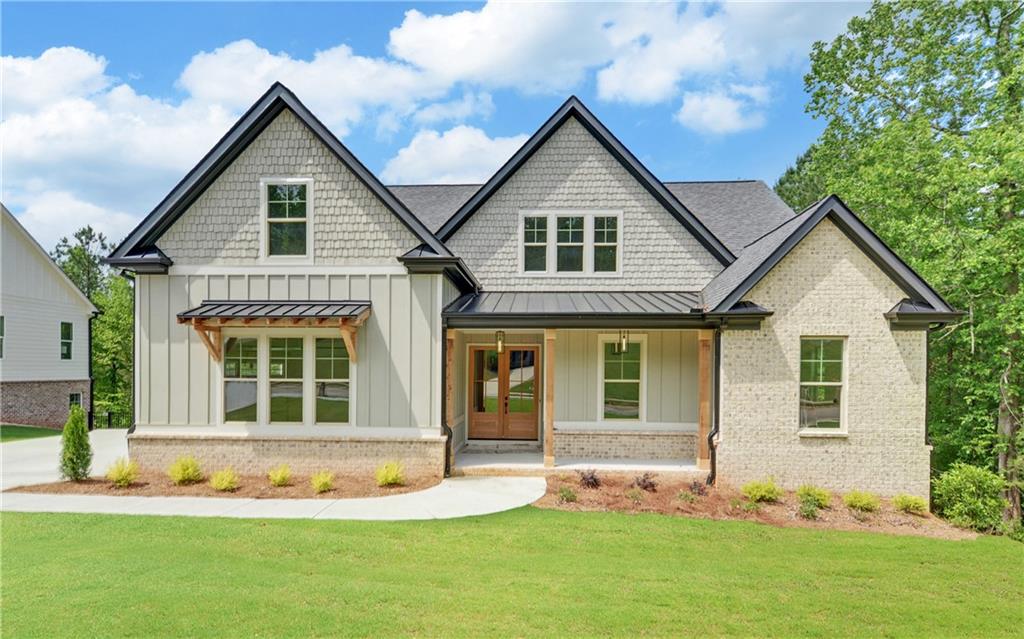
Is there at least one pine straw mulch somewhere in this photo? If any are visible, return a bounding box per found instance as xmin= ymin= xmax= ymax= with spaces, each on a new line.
xmin=8 ymin=471 xmax=440 ymax=500
xmin=534 ymin=473 xmax=976 ymax=540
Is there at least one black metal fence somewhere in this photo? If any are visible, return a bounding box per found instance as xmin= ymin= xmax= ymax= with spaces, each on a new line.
xmin=91 ymin=410 xmax=133 ymax=429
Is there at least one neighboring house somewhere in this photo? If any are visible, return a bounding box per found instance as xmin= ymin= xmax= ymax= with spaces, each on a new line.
xmin=1 ymin=205 xmax=98 ymax=427
xmin=107 ymin=84 xmax=960 ymax=497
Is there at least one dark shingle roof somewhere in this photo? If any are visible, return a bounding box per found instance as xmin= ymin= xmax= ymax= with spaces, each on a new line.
xmin=387 ymin=184 xmax=480 ymax=233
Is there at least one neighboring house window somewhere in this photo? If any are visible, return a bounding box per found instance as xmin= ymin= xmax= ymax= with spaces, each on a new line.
xmin=264 ymin=181 xmax=311 ymax=257
xmin=69 ymin=393 xmax=82 ymax=408
xmin=60 ymin=322 xmax=73 ymax=360
xmin=799 ymin=338 xmax=845 ymax=430
xmin=599 ymin=335 xmax=644 ymax=421
xmin=520 ymin=211 xmax=622 ymax=275
xmin=224 ymin=338 xmax=258 ymax=422
xmin=269 ymin=337 xmax=304 ymax=423
xmin=0 ymin=315 xmax=4 ymax=358
xmin=315 ymin=338 xmax=350 ymax=423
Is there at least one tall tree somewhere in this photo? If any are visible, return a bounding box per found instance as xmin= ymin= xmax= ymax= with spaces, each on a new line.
xmin=51 ymin=226 xmax=111 ymax=299
xmin=773 ymin=145 xmax=826 ymax=212
xmin=791 ymin=0 xmax=1023 ymax=519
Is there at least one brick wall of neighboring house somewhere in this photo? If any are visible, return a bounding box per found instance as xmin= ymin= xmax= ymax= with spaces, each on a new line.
xmin=554 ymin=429 xmax=697 ymax=460
xmin=1 ymin=379 xmax=90 ymax=428
xmin=717 ymin=219 xmax=931 ymax=498
xmin=446 ymin=117 xmax=723 ymax=291
xmin=128 ymin=433 xmax=446 ymax=478
xmin=159 ymin=109 xmax=419 ymax=265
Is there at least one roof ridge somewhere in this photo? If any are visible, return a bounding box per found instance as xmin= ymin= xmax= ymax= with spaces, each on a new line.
xmin=741 ymin=210 xmax=806 ymax=249
xmin=663 ymin=179 xmax=760 ymax=184
xmin=386 ymin=183 xmax=482 ymax=188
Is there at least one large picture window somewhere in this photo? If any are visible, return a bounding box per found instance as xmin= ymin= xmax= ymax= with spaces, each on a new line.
xmin=264 ymin=181 xmax=310 ymax=257
xmin=60 ymin=321 xmax=73 ymax=360
xmin=269 ymin=337 xmax=304 ymax=423
xmin=315 ymin=338 xmax=350 ymax=423
xmin=600 ymin=337 xmax=643 ymax=421
xmin=520 ymin=211 xmax=622 ymax=275
xmin=799 ymin=338 xmax=844 ymax=430
xmin=224 ymin=337 xmax=258 ymax=422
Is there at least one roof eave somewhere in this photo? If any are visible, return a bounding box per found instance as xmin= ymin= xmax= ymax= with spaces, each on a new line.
xmin=398 ymin=252 xmax=481 ymax=293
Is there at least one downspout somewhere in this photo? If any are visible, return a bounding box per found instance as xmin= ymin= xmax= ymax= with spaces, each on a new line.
xmin=440 ymin=317 xmax=453 ymax=477
xmin=87 ymin=311 xmax=99 ymax=430
xmin=706 ymin=326 xmax=722 ymax=485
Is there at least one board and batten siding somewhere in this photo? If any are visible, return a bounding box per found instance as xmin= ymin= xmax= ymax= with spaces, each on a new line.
xmin=134 ymin=271 xmax=444 ymax=432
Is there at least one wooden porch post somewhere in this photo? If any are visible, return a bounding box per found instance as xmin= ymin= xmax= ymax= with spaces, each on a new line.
xmin=697 ymin=329 xmax=713 ymax=470
xmin=544 ymin=328 xmax=556 ymax=468
xmin=445 ymin=328 xmax=456 ymax=470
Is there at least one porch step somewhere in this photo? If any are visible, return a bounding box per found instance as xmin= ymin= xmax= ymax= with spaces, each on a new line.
xmin=461 ymin=440 xmax=542 ymax=454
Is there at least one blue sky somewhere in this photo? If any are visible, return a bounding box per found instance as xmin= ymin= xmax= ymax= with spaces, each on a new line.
xmin=1 ymin=2 xmax=866 ymax=250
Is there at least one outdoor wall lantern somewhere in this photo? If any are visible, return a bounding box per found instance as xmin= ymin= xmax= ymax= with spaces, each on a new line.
xmin=496 ymin=331 xmax=506 ymax=354
xmin=614 ymin=329 xmax=629 ymax=354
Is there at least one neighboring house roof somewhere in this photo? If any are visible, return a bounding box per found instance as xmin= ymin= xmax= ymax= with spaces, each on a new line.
xmin=700 ymin=195 xmax=960 ymax=319
xmin=178 ymin=300 xmax=371 ymax=321
xmin=433 ymin=96 xmax=736 ymax=266
xmin=108 ymin=82 xmax=452 ymax=268
xmin=1 ymin=204 xmax=98 ymax=314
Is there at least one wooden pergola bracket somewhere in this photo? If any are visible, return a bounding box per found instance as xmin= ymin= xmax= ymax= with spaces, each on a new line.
xmin=191 ymin=318 xmax=223 ymax=362
xmin=339 ymin=319 xmax=358 ymax=363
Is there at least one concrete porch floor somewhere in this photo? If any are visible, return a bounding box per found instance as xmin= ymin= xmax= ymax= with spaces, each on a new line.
xmin=452 ymin=451 xmax=708 ymax=479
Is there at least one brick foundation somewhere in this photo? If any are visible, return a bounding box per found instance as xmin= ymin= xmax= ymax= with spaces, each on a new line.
xmin=553 ymin=429 xmax=697 ymax=460
xmin=1 ymin=380 xmax=90 ymax=428
xmin=128 ymin=433 xmax=446 ymax=478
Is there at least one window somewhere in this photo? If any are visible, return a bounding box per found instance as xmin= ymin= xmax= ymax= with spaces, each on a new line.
xmin=799 ymin=338 xmax=844 ymax=430
xmin=224 ymin=337 xmax=257 ymax=422
xmin=600 ymin=337 xmax=643 ymax=420
xmin=315 ymin=338 xmax=350 ymax=423
xmin=69 ymin=393 xmax=82 ymax=408
xmin=520 ymin=211 xmax=622 ymax=275
xmin=269 ymin=337 xmax=304 ymax=423
xmin=265 ymin=182 xmax=309 ymax=257
xmin=60 ymin=322 xmax=73 ymax=360
xmin=0 ymin=315 xmax=4 ymax=358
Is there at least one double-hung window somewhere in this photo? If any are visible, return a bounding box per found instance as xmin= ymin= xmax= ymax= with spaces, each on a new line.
xmin=600 ymin=336 xmax=644 ymax=421
xmin=521 ymin=212 xmax=622 ymax=275
xmin=224 ymin=337 xmax=258 ymax=422
xmin=60 ymin=322 xmax=73 ymax=360
xmin=0 ymin=315 xmax=4 ymax=358
xmin=269 ymin=337 xmax=304 ymax=423
xmin=799 ymin=338 xmax=845 ymax=430
xmin=315 ymin=338 xmax=350 ymax=423
xmin=264 ymin=180 xmax=311 ymax=258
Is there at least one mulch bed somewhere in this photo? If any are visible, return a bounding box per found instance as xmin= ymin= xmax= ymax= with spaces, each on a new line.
xmin=9 ymin=471 xmax=440 ymax=500
xmin=535 ymin=472 xmax=976 ymax=540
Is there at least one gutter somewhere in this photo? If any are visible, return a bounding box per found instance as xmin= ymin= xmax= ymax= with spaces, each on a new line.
xmin=706 ymin=328 xmax=722 ymax=485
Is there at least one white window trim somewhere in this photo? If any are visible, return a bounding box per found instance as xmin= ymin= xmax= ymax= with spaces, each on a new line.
xmin=518 ymin=210 xmax=623 ymax=277
xmin=0 ymin=314 xmax=5 ymax=359
xmin=797 ymin=335 xmax=848 ymax=436
xmin=60 ymin=321 xmax=73 ymax=360
xmin=313 ymin=336 xmax=352 ymax=425
xmin=596 ymin=333 xmax=647 ymax=423
xmin=259 ymin=177 xmax=314 ymax=264
xmin=218 ymin=329 xmax=355 ymax=427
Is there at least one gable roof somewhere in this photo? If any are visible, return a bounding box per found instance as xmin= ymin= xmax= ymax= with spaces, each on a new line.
xmin=1 ymin=204 xmax=98 ymax=313
xmin=108 ymin=82 xmax=451 ymax=267
xmin=701 ymin=195 xmax=959 ymax=318
xmin=434 ymin=96 xmax=735 ymax=265
xmin=387 ymin=184 xmax=481 ymax=235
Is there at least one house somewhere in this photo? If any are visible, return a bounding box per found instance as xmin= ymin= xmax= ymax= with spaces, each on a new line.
xmin=1 ymin=205 xmax=98 ymax=427
xmin=107 ymin=84 xmax=960 ymax=497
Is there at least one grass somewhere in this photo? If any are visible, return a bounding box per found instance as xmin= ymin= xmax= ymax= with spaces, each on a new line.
xmin=2 ymin=509 xmax=1022 ymax=637
xmin=0 ymin=424 xmax=60 ymax=443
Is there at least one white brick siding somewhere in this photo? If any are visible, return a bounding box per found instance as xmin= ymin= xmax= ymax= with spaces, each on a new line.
xmin=160 ymin=109 xmax=419 ymax=265
xmin=717 ymin=220 xmax=930 ymax=497
xmin=446 ymin=117 xmax=722 ymax=290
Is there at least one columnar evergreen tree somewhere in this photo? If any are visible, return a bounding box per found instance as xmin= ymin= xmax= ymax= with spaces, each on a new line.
xmin=60 ymin=404 xmax=93 ymax=481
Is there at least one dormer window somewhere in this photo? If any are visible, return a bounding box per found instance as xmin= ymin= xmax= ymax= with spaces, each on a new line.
xmin=520 ymin=211 xmax=622 ymax=276
xmin=261 ymin=178 xmax=313 ymax=259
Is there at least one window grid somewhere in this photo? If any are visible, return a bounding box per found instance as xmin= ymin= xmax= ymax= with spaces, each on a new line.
xmin=523 ymin=216 xmax=548 ymax=272
xmin=593 ymin=216 xmax=618 ymax=272
xmin=266 ymin=183 xmax=308 ymax=256
xmin=315 ymin=338 xmax=350 ymax=423
xmin=799 ymin=338 xmax=844 ymax=430
xmin=224 ymin=338 xmax=258 ymax=423
xmin=601 ymin=341 xmax=642 ymax=421
xmin=269 ymin=337 xmax=304 ymax=423
xmin=555 ymin=216 xmax=585 ymax=272
xmin=60 ymin=322 xmax=73 ymax=360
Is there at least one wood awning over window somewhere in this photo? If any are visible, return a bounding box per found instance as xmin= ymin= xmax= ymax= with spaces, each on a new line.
xmin=176 ymin=300 xmax=371 ymax=363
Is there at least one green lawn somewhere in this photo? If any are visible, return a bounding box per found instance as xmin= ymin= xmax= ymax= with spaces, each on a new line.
xmin=2 ymin=509 xmax=1021 ymax=637
xmin=0 ymin=424 xmax=60 ymax=443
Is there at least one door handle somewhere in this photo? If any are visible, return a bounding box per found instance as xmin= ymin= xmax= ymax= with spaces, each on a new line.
xmin=504 ymin=396 xmax=509 ymax=414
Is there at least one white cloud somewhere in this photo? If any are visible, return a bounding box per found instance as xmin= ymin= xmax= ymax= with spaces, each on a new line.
xmin=1 ymin=47 xmax=111 ymax=114
xmin=413 ymin=92 xmax=495 ymax=125
xmin=676 ymin=90 xmax=766 ymax=134
xmin=12 ymin=190 xmax=139 ymax=251
xmin=729 ymin=83 xmax=771 ymax=105
xmin=381 ymin=126 xmax=527 ymax=184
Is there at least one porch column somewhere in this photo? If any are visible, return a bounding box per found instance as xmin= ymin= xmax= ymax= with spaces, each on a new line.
xmin=445 ymin=328 xmax=455 ymax=471
xmin=544 ymin=328 xmax=556 ymax=467
xmin=697 ymin=329 xmax=713 ymax=470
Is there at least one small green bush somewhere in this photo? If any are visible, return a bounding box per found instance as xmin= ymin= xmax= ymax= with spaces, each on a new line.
xmin=558 ymin=486 xmax=577 ymax=503
xmin=741 ymin=479 xmax=784 ymax=503
xmin=105 ymin=457 xmax=139 ymax=488
xmin=893 ymin=494 xmax=928 ymax=516
xmin=267 ymin=464 xmax=292 ymax=487
xmin=625 ymin=488 xmax=644 ymax=505
xmin=311 ymin=470 xmax=334 ymax=494
xmin=1005 ymin=519 xmax=1024 ymax=543
xmin=375 ymin=461 xmax=405 ymax=487
xmin=677 ymin=490 xmax=697 ymax=503
xmin=932 ymin=463 xmax=1007 ymax=532
xmin=798 ymin=498 xmax=819 ymax=520
xmin=210 ymin=467 xmax=239 ymax=492
xmin=168 ymin=456 xmax=203 ymax=485
xmin=742 ymin=501 xmax=762 ymax=513
xmin=843 ymin=490 xmax=881 ymax=513
xmin=59 ymin=405 xmax=93 ymax=481
xmin=796 ymin=485 xmax=831 ymax=509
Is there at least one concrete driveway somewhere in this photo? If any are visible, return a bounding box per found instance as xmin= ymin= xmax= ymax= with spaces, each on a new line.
xmin=1 ymin=429 xmax=128 ymax=490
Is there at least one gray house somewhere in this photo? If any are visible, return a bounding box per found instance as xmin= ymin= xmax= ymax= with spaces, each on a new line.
xmin=108 ymin=84 xmax=959 ymax=497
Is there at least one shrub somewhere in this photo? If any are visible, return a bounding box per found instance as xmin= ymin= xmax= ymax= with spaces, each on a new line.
xmin=798 ymin=498 xmax=819 ymax=520
xmin=210 ymin=467 xmax=239 ymax=492
xmin=688 ymin=480 xmax=708 ymax=497
xmin=631 ymin=472 xmax=658 ymax=492
xmin=267 ymin=464 xmax=292 ymax=487
xmin=796 ymin=485 xmax=831 ymax=509
xmin=577 ymin=469 xmax=601 ymax=489
xmin=59 ymin=405 xmax=93 ymax=481
xmin=843 ymin=490 xmax=881 ymax=513
xmin=105 ymin=457 xmax=139 ymax=488
xmin=375 ymin=461 xmax=405 ymax=487
xmin=893 ymin=494 xmax=928 ymax=516
xmin=558 ymin=486 xmax=578 ymax=503
xmin=311 ymin=470 xmax=334 ymax=494
xmin=742 ymin=501 xmax=762 ymax=513
xmin=168 ymin=456 xmax=203 ymax=485
xmin=1005 ymin=519 xmax=1024 ymax=543
xmin=932 ymin=463 xmax=1007 ymax=532
xmin=625 ymin=488 xmax=644 ymax=505
xmin=741 ymin=479 xmax=784 ymax=503
xmin=677 ymin=490 xmax=697 ymax=503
